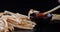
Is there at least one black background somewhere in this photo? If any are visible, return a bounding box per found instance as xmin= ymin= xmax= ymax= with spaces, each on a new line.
xmin=0 ymin=0 xmax=59 ymax=15
xmin=0 ymin=0 xmax=60 ymax=32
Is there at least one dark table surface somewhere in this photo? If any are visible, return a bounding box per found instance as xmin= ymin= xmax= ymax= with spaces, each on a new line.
xmin=14 ymin=28 xmax=33 ymax=32
xmin=14 ymin=20 xmax=60 ymax=32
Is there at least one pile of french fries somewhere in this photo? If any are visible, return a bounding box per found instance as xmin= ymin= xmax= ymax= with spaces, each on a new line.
xmin=0 ymin=11 xmax=36 ymax=32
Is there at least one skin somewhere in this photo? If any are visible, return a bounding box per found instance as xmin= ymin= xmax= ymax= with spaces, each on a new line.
xmin=58 ymin=0 xmax=60 ymax=3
